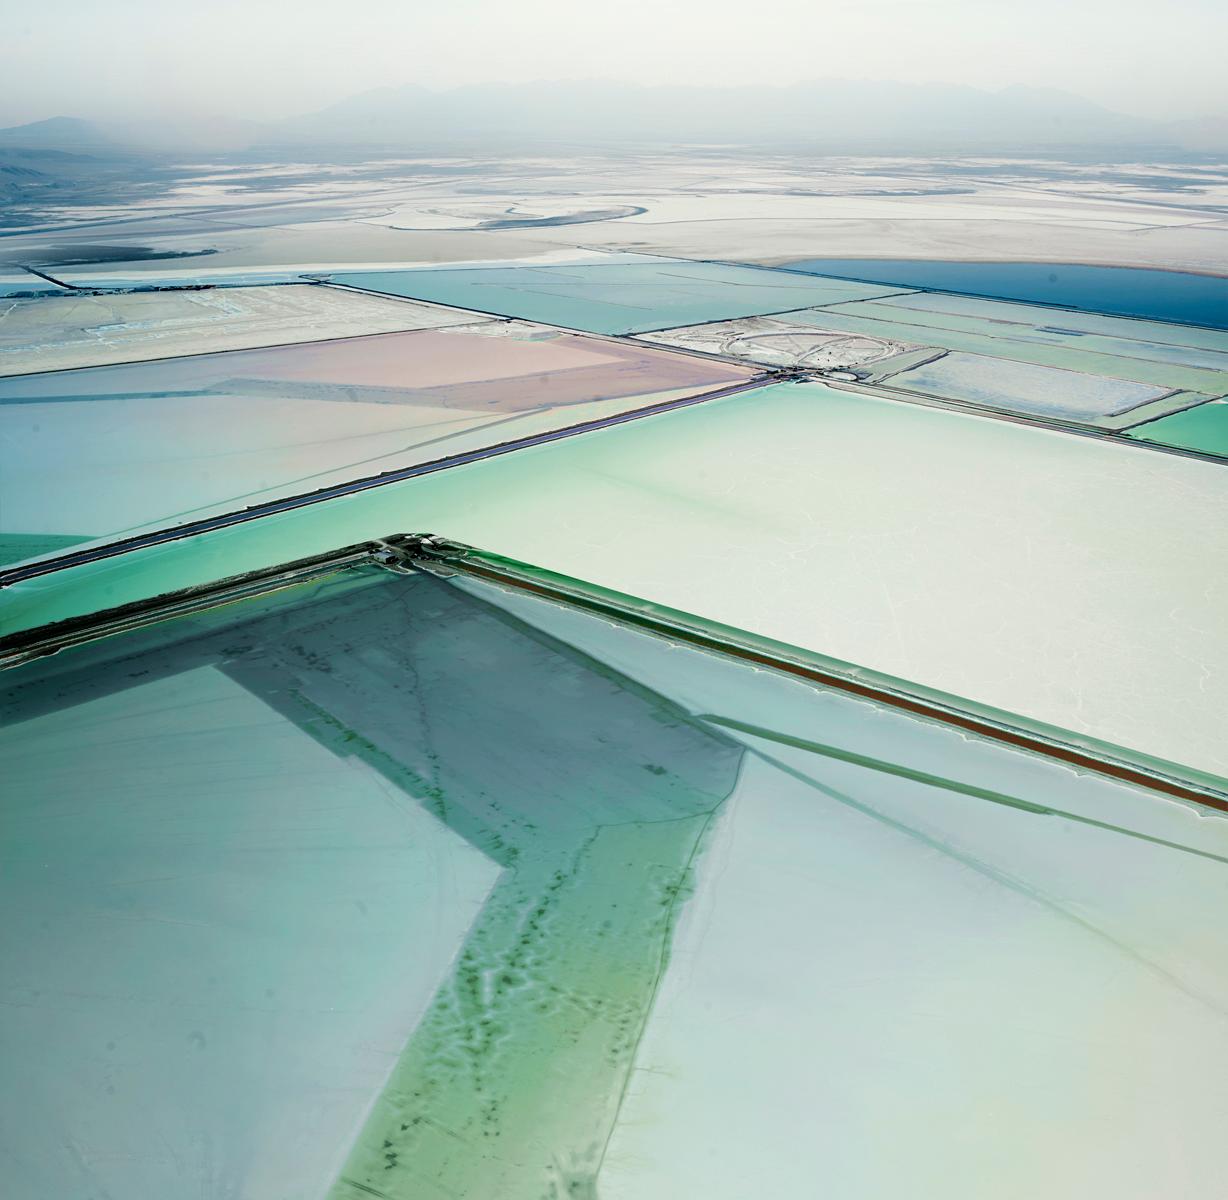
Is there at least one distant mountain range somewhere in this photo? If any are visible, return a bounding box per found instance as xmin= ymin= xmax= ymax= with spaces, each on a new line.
xmin=2 ymin=81 xmax=1226 ymax=156
xmin=0 ymin=119 xmax=153 ymax=215
xmin=0 ymin=116 xmax=124 ymax=150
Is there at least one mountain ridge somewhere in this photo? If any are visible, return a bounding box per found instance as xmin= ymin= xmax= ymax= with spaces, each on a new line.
xmin=2 ymin=80 xmax=1224 ymax=154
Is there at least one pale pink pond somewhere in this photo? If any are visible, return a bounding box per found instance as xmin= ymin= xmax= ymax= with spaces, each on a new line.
xmin=0 ymin=322 xmax=759 ymax=560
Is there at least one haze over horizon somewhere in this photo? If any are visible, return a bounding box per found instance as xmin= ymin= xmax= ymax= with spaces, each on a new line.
xmin=4 ymin=0 xmax=1226 ymax=129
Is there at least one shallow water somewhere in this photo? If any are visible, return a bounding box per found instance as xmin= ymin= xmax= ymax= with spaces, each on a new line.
xmin=8 ymin=381 xmax=1227 ymax=778
xmin=7 ymin=564 xmax=1228 ymax=1199
xmin=1127 ymin=398 xmax=1228 ymax=456
xmin=326 ymin=260 xmax=900 ymax=334
xmin=0 ymin=323 xmax=752 ymax=553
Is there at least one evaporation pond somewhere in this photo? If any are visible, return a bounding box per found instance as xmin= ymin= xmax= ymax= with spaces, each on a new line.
xmin=5 ymin=560 xmax=1228 ymax=1199
xmin=327 ymin=258 xmax=901 ymax=334
xmin=784 ymin=259 xmax=1228 ymax=331
xmin=1126 ymin=398 xmax=1228 ymax=456
xmin=0 ymin=284 xmax=494 ymax=376
xmin=0 ymin=321 xmax=754 ymax=559
xmin=11 ymin=380 xmax=1228 ymax=781
xmin=886 ymin=351 xmax=1169 ymax=420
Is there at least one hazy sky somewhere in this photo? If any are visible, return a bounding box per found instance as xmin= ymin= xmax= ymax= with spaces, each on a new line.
xmin=4 ymin=0 xmax=1225 ymax=126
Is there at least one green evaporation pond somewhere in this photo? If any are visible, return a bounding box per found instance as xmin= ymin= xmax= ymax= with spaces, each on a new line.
xmin=1126 ymin=399 xmax=1228 ymax=457
xmin=7 ymin=380 xmax=1227 ymax=782
xmin=0 ymin=532 xmax=91 ymax=567
xmin=6 ymin=560 xmax=1228 ymax=1198
xmin=326 ymin=258 xmax=899 ymax=334
xmin=1 ymin=565 xmax=741 ymax=1200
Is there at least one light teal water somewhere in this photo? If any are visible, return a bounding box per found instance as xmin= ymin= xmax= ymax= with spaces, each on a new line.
xmin=0 ymin=532 xmax=90 ymax=567
xmin=1126 ymin=399 xmax=1228 ymax=457
xmin=1 ymin=566 xmax=742 ymax=1199
xmin=327 ymin=259 xmax=899 ymax=333
xmin=6 ymin=562 xmax=1228 ymax=1197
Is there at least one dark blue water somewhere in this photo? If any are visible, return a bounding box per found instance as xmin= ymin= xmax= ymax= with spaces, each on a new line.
xmin=784 ymin=259 xmax=1228 ymax=331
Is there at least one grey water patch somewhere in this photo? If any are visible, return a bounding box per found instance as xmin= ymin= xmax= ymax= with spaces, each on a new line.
xmin=478 ymin=205 xmax=647 ymax=230
xmin=7 ymin=244 xmax=220 ymax=268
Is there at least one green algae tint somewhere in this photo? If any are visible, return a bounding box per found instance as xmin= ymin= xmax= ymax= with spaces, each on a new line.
xmin=271 ymin=579 xmax=740 ymax=1200
xmin=6 ymin=557 xmax=1228 ymax=1198
xmin=0 ymin=532 xmax=91 ymax=567
xmin=1 ymin=566 xmax=739 ymax=1200
xmin=1125 ymin=399 xmax=1228 ymax=458
xmin=7 ymin=381 xmax=1227 ymax=781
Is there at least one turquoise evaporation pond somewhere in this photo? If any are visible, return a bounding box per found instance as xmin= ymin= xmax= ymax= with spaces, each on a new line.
xmin=6 ymin=561 xmax=1228 ymax=1199
xmin=6 ymin=379 xmax=1228 ymax=780
xmin=1127 ymin=398 xmax=1228 ymax=457
xmin=327 ymin=259 xmax=901 ymax=334
xmin=784 ymin=259 xmax=1228 ymax=332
